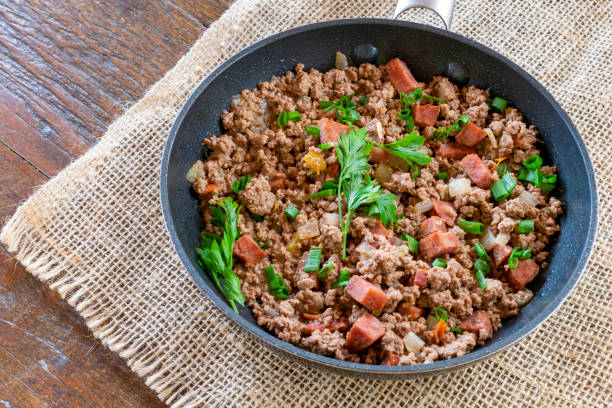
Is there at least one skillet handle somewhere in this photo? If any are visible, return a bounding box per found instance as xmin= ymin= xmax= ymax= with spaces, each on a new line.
xmin=393 ymin=0 xmax=455 ymax=30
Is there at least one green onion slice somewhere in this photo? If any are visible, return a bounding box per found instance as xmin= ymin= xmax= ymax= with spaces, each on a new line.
xmin=318 ymin=143 xmax=332 ymax=150
xmin=398 ymin=108 xmax=412 ymax=120
xmin=303 ymin=247 xmax=322 ymax=272
xmin=474 ymin=269 xmax=488 ymax=290
xmin=434 ymin=307 xmax=448 ymax=322
xmin=508 ymin=247 xmax=531 ymax=269
xmin=490 ymin=97 xmax=508 ymax=113
xmin=401 ymin=233 xmax=420 ymax=255
xmin=458 ymin=220 xmax=485 ymax=234
xmin=501 ymin=173 xmax=517 ymax=193
xmin=264 ymin=266 xmax=290 ymax=299
xmin=496 ymin=163 xmax=508 ymax=177
xmin=474 ymin=242 xmax=490 ymax=261
xmin=490 ymin=180 xmax=509 ymax=201
xmin=474 ymin=258 xmax=491 ymax=275
xmin=318 ymin=262 xmax=334 ymax=278
xmin=518 ymin=220 xmax=534 ymax=234
xmin=524 ymin=154 xmax=543 ymax=170
xmin=437 ymin=172 xmax=449 ymax=180
xmin=306 ymin=125 xmax=320 ymax=135
xmin=332 ymin=269 xmax=351 ymax=288
xmin=433 ymin=258 xmax=447 ymax=268
xmin=284 ymin=205 xmax=299 ymax=221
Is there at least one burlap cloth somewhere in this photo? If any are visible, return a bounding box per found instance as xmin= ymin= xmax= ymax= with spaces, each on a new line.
xmin=2 ymin=0 xmax=611 ymax=406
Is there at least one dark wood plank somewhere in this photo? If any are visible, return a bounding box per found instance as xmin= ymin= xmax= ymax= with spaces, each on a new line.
xmin=0 ymin=0 xmax=231 ymax=406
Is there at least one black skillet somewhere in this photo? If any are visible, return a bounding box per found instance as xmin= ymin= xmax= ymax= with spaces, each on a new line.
xmin=160 ymin=1 xmax=598 ymax=378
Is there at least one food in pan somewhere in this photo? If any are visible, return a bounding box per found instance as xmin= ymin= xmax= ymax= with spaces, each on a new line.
xmin=186 ymin=56 xmax=561 ymax=365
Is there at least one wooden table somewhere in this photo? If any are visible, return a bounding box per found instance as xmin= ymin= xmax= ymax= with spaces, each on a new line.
xmin=0 ymin=1 xmax=230 ymax=406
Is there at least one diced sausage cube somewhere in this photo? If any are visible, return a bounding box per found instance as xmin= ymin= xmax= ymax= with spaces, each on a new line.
xmin=493 ymin=245 xmax=513 ymax=267
xmin=318 ymin=118 xmax=350 ymax=145
xmin=369 ymin=222 xmax=392 ymax=239
xmin=413 ymin=104 xmax=440 ymax=127
xmin=303 ymin=318 xmax=347 ymax=335
xmin=410 ymin=269 xmax=428 ymax=288
xmin=381 ymin=353 xmax=400 ymax=366
xmin=345 ymin=313 xmax=386 ymax=353
xmin=505 ymin=260 xmax=539 ymax=291
xmin=420 ymin=216 xmax=447 ymax=237
xmin=460 ymin=153 xmax=493 ymax=188
xmin=437 ymin=143 xmax=475 ymax=159
xmin=269 ymin=173 xmax=287 ymax=191
xmin=458 ymin=310 xmax=493 ymax=339
xmin=386 ymin=58 xmax=419 ymax=94
xmin=345 ymin=276 xmax=389 ymax=312
xmin=233 ymin=235 xmax=267 ymax=265
xmin=455 ymin=122 xmax=487 ymax=146
xmin=431 ymin=199 xmax=457 ymax=226
xmin=397 ymin=304 xmax=426 ymax=320
xmin=420 ymin=231 xmax=461 ymax=259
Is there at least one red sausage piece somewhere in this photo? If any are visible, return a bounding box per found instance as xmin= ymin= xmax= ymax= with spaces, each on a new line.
xmin=505 ymin=260 xmax=539 ymax=291
xmin=386 ymin=58 xmax=419 ymax=94
xmin=345 ymin=276 xmax=389 ymax=312
xmin=420 ymin=231 xmax=461 ymax=259
xmin=345 ymin=313 xmax=386 ymax=353
xmin=420 ymin=216 xmax=447 ymax=237
xmin=432 ymin=199 xmax=457 ymax=226
xmin=458 ymin=310 xmax=493 ymax=339
xmin=455 ymin=122 xmax=487 ymax=147
xmin=493 ymin=245 xmax=513 ymax=267
xmin=460 ymin=153 xmax=493 ymax=188
xmin=233 ymin=235 xmax=267 ymax=265
xmin=318 ymin=118 xmax=350 ymax=145
xmin=437 ymin=143 xmax=476 ymax=159
xmin=413 ymin=104 xmax=440 ymax=127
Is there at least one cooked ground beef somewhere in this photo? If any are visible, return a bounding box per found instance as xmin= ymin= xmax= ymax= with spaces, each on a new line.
xmin=190 ymin=58 xmax=562 ymax=365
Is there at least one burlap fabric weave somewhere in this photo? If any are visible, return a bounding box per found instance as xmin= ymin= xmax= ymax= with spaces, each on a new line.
xmin=2 ymin=0 xmax=610 ymax=406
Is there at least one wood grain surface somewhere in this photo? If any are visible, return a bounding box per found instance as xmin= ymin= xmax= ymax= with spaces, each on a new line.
xmin=0 ymin=1 xmax=230 ymax=406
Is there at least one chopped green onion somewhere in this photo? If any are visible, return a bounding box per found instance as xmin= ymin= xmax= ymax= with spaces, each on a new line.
xmin=474 ymin=243 xmax=490 ymax=261
xmin=433 ymin=258 xmax=447 ymax=268
xmin=490 ymin=180 xmax=509 ymax=201
xmin=309 ymin=190 xmax=336 ymax=198
xmin=318 ymin=143 xmax=332 ymax=150
xmin=434 ymin=307 xmax=448 ymax=322
xmin=398 ymin=108 xmax=412 ymax=121
xmin=501 ymin=173 xmax=517 ymax=193
xmin=451 ymin=327 xmax=463 ymax=334
xmin=318 ymin=262 xmax=334 ymax=278
xmin=359 ymin=95 xmax=369 ymax=105
xmin=474 ymin=258 xmax=490 ymax=275
xmin=306 ymin=125 xmax=320 ymax=135
xmin=401 ymin=233 xmax=420 ymax=254
xmin=524 ymin=154 xmax=543 ymax=170
xmin=432 ymin=115 xmax=470 ymax=140
xmin=264 ymin=266 xmax=290 ymax=299
xmin=303 ymin=247 xmax=322 ymax=272
xmin=508 ymin=247 xmax=531 ymax=269
xmin=231 ymin=174 xmax=251 ymax=194
xmin=284 ymin=205 xmax=299 ymax=221
xmin=496 ymin=162 xmax=508 ymax=177
xmin=320 ymin=100 xmax=336 ymax=112
xmin=405 ymin=115 xmax=415 ymax=130
xmin=309 ymin=179 xmax=339 ymax=199
xmin=287 ymin=111 xmax=301 ymax=122
xmin=490 ymin=97 xmax=508 ymax=113
xmin=518 ymin=220 xmax=534 ymax=234
xmin=258 ymin=239 xmax=270 ymax=248
xmin=540 ymin=173 xmax=557 ymax=192
xmin=474 ymin=269 xmax=487 ymax=290
xmin=518 ymin=166 xmax=557 ymax=193
xmin=332 ymin=269 xmax=351 ymax=288
xmin=277 ymin=110 xmax=301 ymax=129
xmin=458 ymin=220 xmax=485 ymax=234
xmin=437 ymin=172 xmax=449 ymax=180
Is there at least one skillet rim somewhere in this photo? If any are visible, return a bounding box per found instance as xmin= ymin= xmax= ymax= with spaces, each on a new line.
xmin=160 ymin=18 xmax=598 ymax=377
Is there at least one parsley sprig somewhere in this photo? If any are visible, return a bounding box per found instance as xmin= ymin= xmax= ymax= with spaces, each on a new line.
xmin=369 ymin=132 xmax=432 ymax=178
xmin=195 ymin=197 xmax=245 ymax=313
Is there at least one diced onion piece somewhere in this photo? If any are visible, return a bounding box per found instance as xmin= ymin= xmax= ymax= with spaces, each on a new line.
xmin=297 ymin=221 xmax=320 ymax=240
xmin=230 ymin=95 xmax=242 ymax=109
xmin=186 ymin=160 xmax=205 ymax=183
xmin=355 ymin=240 xmax=376 ymax=262
xmin=485 ymin=128 xmax=497 ymax=148
xmin=320 ymin=212 xmax=340 ymax=227
xmin=374 ymin=163 xmax=394 ymax=184
xmin=495 ymin=232 xmax=511 ymax=246
xmin=481 ymin=227 xmax=497 ymax=250
xmin=303 ymin=151 xmax=326 ymax=175
xmin=286 ymin=234 xmax=300 ymax=253
xmin=415 ymin=200 xmax=433 ymax=213
xmin=449 ymin=177 xmax=472 ymax=197
xmin=335 ymin=51 xmax=349 ymax=70
xmin=519 ymin=190 xmax=539 ymax=208
xmin=403 ymin=332 xmax=425 ymax=353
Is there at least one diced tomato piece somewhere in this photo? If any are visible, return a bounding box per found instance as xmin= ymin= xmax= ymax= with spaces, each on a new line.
xmin=455 ymin=122 xmax=487 ymax=147
xmin=420 ymin=216 xmax=447 ymax=237
xmin=370 ymin=222 xmax=392 ymax=239
xmin=233 ymin=235 xmax=267 ymax=265
xmin=413 ymin=104 xmax=440 ymax=127
xmin=420 ymin=231 xmax=461 ymax=259
xmin=318 ymin=118 xmax=350 ymax=145
xmin=345 ymin=276 xmax=389 ymax=312
xmin=432 ymin=319 xmax=448 ymax=345
xmin=431 ymin=199 xmax=457 ymax=226
xmin=397 ymin=304 xmax=426 ymax=320
xmin=436 ymin=143 xmax=475 ymax=159
xmin=460 ymin=154 xmax=493 ymax=188
xmin=303 ymin=318 xmax=347 ymax=335
xmin=345 ymin=313 xmax=386 ymax=353
xmin=269 ymin=173 xmax=286 ymax=191
xmin=505 ymin=260 xmax=539 ymax=291
xmin=382 ymin=353 xmax=400 ymax=366
xmin=410 ymin=269 xmax=428 ymax=288
xmin=193 ymin=179 xmax=220 ymax=195
xmin=327 ymin=162 xmax=339 ymax=178
xmin=458 ymin=310 xmax=493 ymax=339
xmin=386 ymin=58 xmax=418 ymax=94
xmin=493 ymin=245 xmax=513 ymax=267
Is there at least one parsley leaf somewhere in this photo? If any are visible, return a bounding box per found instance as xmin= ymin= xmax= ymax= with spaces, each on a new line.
xmin=368 ymin=193 xmax=401 ymax=227
xmin=232 ymin=174 xmax=251 ymax=194
xmin=369 ymin=132 xmax=431 ymax=178
xmin=195 ymin=197 xmax=245 ymax=313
